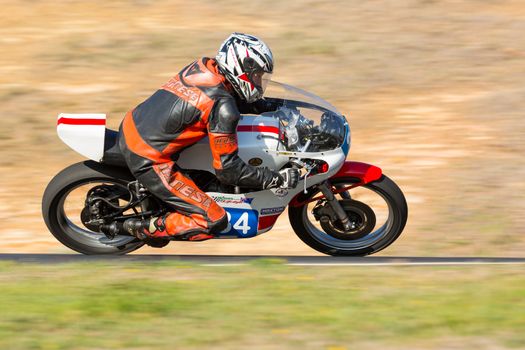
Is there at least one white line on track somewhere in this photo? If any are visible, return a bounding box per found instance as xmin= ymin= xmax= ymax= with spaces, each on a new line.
xmin=291 ymin=262 xmax=525 ymax=266
xmin=202 ymin=262 xmax=525 ymax=267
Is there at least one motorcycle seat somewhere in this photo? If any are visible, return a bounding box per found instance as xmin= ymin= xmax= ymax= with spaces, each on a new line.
xmin=102 ymin=129 xmax=127 ymax=167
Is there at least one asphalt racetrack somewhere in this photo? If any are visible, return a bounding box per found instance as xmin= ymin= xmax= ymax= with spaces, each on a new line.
xmin=0 ymin=254 xmax=524 ymax=266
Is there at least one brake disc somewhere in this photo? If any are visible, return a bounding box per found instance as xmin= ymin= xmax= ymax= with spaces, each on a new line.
xmin=317 ymin=199 xmax=376 ymax=240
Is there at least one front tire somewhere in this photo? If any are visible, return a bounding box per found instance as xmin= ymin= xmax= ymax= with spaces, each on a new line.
xmin=42 ymin=161 xmax=145 ymax=255
xmin=289 ymin=175 xmax=408 ymax=256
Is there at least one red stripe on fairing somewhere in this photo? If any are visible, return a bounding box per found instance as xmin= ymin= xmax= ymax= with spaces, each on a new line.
xmin=258 ymin=214 xmax=280 ymax=230
xmin=57 ymin=118 xmax=105 ymax=126
xmin=237 ymin=125 xmax=279 ymax=134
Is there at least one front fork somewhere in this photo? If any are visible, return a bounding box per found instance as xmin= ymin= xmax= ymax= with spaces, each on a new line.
xmin=290 ymin=162 xmax=382 ymax=228
xmin=318 ymin=181 xmax=352 ymax=231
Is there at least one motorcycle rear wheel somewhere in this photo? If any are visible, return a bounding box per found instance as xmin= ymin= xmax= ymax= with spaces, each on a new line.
xmin=42 ymin=161 xmax=144 ymax=255
xmin=289 ymin=175 xmax=408 ymax=256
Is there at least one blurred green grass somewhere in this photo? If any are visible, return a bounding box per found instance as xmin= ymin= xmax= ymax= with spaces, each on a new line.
xmin=1 ymin=261 xmax=524 ymax=349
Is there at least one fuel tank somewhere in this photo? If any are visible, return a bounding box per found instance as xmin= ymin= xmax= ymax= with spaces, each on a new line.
xmin=177 ymin=114 xmax=289 ymax=172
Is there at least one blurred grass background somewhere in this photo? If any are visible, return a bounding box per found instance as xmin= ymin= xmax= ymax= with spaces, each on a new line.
xmin=1 ymin=261 xmax=524 ymax=349
xmin=0 ymin=0 xmax=524 ymax=255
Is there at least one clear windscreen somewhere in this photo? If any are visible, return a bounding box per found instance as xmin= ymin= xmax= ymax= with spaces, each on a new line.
xmin=258 ymin=81 xmax=347 ymax=152
xmin=264 ymin=81 xmax=340 ymax=114
xmin=274 ymin=106 xmax=347 ymax=152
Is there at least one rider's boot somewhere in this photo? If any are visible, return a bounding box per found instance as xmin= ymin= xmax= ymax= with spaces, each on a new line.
xmin=123 ymin=215 xmax=214 ymax=241
xmin=123 ymin=215 xmax=168 ymax=240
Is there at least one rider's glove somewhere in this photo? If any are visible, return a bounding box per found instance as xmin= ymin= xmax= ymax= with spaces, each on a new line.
xmin=278 ymin=168 xmax=300 ymax=189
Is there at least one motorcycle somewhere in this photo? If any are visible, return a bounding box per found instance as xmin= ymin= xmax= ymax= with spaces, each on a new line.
xmin=42 ymin=81 xmax=408 ymax=256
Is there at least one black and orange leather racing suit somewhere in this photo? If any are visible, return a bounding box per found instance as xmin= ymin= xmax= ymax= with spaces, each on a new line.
xmin=118 ymin=57 xmax=282 ymax=240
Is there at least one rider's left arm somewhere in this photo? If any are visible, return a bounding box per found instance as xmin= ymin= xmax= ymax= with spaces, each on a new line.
xmin=236 ymin=97 xmax=284 ymax=115
xmin=207 ymin=98 xmax=282 ymax=189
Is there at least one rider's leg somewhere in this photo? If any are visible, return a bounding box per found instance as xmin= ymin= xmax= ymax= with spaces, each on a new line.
xmin=125 ymin=162 xmax=227 ymax=241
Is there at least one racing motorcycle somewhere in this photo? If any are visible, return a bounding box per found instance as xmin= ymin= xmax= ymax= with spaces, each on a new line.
xmin=42 ymin=82 xmax=407 ymax=256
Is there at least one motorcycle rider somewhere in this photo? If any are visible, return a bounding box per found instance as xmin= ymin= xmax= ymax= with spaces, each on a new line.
xmin=119 ymin=33 xmax=300 ymax=241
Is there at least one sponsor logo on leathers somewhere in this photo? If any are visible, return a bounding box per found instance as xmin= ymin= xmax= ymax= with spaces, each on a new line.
xmin=170 ymin=178 xmax=212 ymax=209
xmin=266 ymin=176 xmax=280 ymax=188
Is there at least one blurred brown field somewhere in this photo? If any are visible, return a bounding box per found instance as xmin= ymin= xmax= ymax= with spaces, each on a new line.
xmin=0 ymin=0 xmax=524 ymax=255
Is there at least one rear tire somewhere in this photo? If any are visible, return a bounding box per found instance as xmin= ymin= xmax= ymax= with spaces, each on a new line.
xmin=42 ymin=161 xmax=145 ymax=255
xmin=289 ymin=175 xmax=408 ymax=256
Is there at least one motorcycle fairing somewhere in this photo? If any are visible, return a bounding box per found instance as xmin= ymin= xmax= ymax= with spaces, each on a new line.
xmin=177 ymin=114 xmax=290 ymax=172
xmin=208 ymin=145 xmax=347 ymax=238
xmin=212 ymin=161 xmax=383 ymax=238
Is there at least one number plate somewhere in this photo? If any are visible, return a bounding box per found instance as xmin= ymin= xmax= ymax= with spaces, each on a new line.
xmin=219 ymin=208 xmax=259 ymax=238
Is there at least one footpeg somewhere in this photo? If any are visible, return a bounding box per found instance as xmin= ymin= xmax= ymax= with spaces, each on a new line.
xmin=122 ymin=218 xmax=148 ymax=240
xmin=100 ymin=222 xmax=122 ymax=239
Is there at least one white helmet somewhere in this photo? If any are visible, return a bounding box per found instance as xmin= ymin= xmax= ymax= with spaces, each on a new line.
xmin=216 ymin=33 xmax=274 ymax=103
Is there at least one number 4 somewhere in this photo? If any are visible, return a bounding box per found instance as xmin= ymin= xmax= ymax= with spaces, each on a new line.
xmin=233 ymin=212 xmax=251 ymax=235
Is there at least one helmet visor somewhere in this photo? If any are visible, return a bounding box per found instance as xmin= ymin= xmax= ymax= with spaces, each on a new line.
xmin=251 ymin=71 xmax=273 ymax=95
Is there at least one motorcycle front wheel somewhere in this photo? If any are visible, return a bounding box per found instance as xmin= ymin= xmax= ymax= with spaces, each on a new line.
xmin=289 ymin=175 xmax=408 ymax=256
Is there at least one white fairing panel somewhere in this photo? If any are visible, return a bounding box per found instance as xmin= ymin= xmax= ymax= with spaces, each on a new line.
xmin=236 ymin=114 xmax=289 ymax=170
xmin=57 ymin=113 xmax=106 ymax=161
xmin=178 ymin=112 xmax=347 ymax=238
xmin=209 ymin=146 xmax=346 ymax=238
xmin=176 ymin=138 xmax=213 ymax=171
xmin=177 ymin=114 xmax=289 ymax=172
